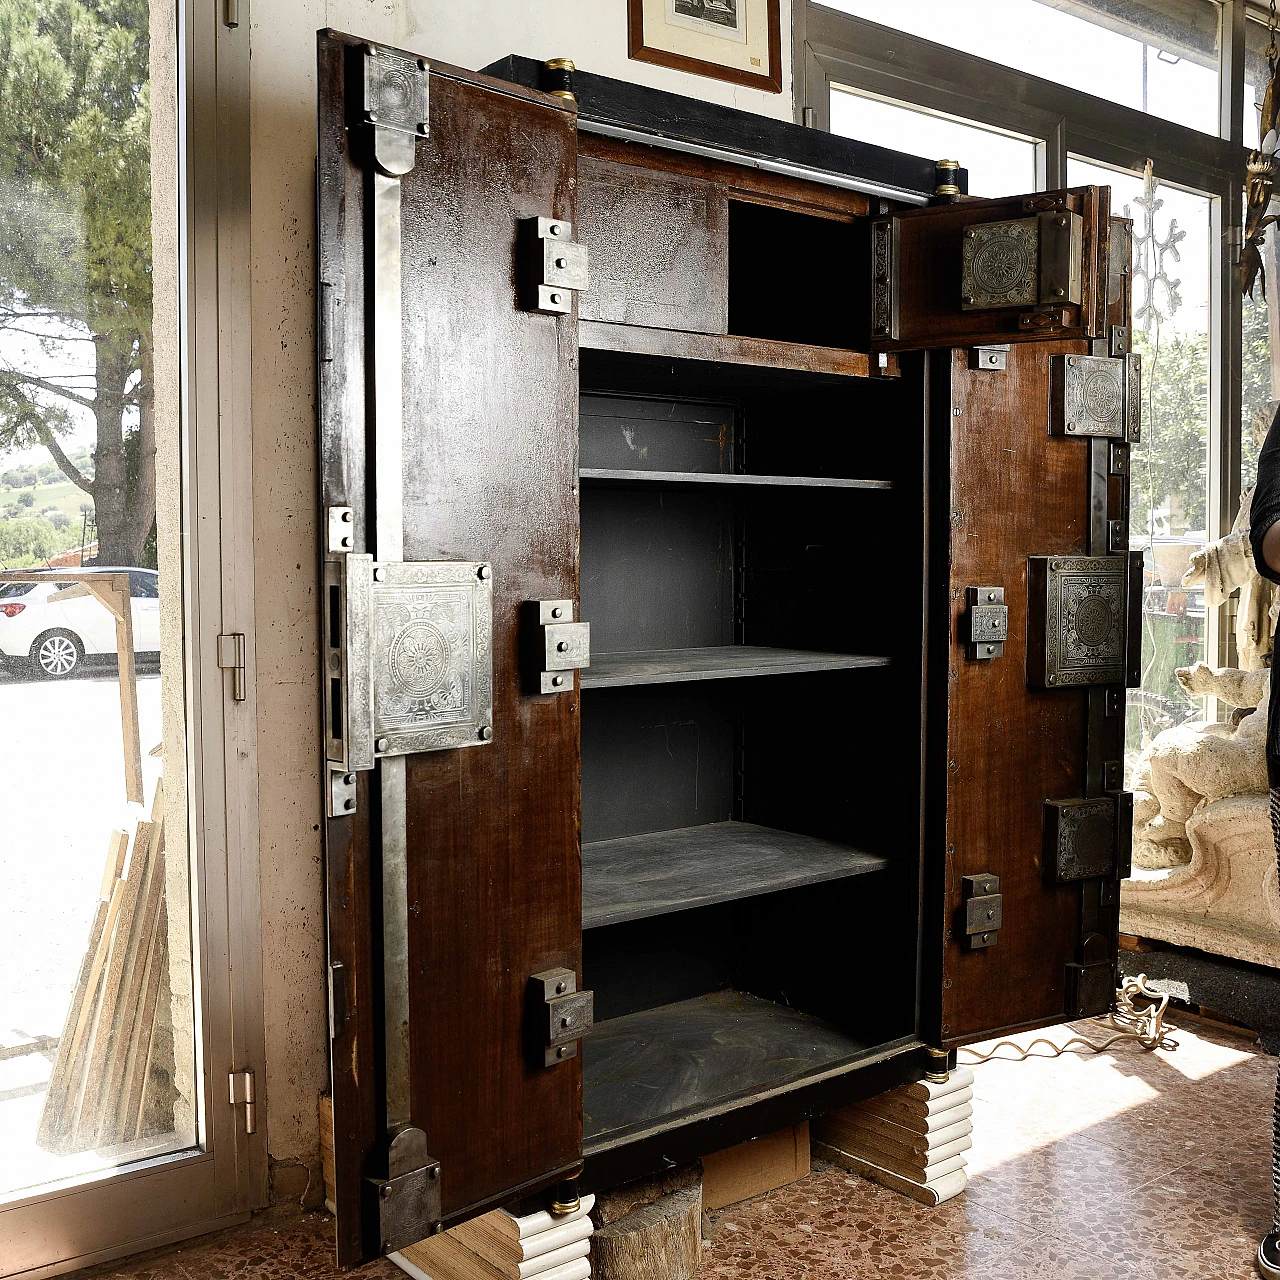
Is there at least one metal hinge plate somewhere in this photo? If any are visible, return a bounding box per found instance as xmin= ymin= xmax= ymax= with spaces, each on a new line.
xmin=521 ymin=218 xmax=588 ymax=314
xmin=965 ymin=586 xmax=1007 ymax=660
xmin=530 ymin=968 xmax=594 ymax=1067
xmin=961 ymin=873 xmax=1002 ymax=949
xmin=229 ymin=1068 xmax=257 ymax=1134
xmin=217 ymin=633 xmax=247 ymax=702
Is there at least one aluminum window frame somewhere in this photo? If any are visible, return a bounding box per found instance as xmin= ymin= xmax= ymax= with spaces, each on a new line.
xmin=797 ymin=0 xmax=1247 ymax=670
xmin=0 ymin=0 xmax=265 ymax=1273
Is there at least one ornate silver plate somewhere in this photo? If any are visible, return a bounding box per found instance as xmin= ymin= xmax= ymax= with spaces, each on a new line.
xmin=1029 ymin=555 xmax=1127 ymax=688
xmin=961 ymin=217 xmax=1039 ymax=310
xmin=344 ymin=555 xmax=492 ymax=766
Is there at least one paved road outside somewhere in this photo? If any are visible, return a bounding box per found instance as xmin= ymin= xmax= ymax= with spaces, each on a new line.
xmin=0 ymin=666 xmax=168 ymax=1197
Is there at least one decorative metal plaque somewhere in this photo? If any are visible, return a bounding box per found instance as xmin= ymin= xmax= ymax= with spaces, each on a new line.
xmin=961 ymin=217 xmax=1038 ymax=310
xmin=362 ymin=47 xmax=429 ymax=136
xmin=1125 ymin=353 xmax=1142 ymax=443
xmin=344 ymin=555 xmax=492 ymax=766
xmin=1028 ymin=555 xmax=1127 ymax=688
xmin=870 ymin=216 xmax=898 ymax=339
xmin=1051 ymin=355 xmax=1125 ymax=438
xmin=1044 ymin=797 xmax=1116 ymax=881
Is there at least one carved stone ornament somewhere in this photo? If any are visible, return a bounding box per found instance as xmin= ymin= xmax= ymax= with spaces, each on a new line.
xmin=961 ymin=217 xmax=1039 ymax=310
xmin=1029 ymin=556 xmax=1127 ymax=688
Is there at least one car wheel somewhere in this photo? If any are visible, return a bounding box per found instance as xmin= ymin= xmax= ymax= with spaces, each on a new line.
xmin=32 ymin=629 xmax=83 ymax=678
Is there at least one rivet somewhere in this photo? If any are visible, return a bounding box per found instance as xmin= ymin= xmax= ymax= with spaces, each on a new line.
xmin=551 ymin=675 xmax=564 ymax=687
xmin=551 ymin=606 xmax=563 ymax=618
xmin=341 ymin=509 xmax=353 ymax=522
xmin=988 ymin=354 xmax=998 ymax=364
xmin=962 ymin=295 xmax=975 ymax=305
xmin=380 ymin=1184 xmax=391 ymax=1199
xmin=550 ymin=292 xmax=562 ymax=304
xmin=1053 ymin=287 xmax=1065 ymax=297
xmin=990 ymin=619 xmax=999 ymax=629
xmin=344 ymin=773 xmax=355 ymax=785
xmin=555 ymin=257 xmax=567 ymax=268
xmin=429 ymin=1166 xmax=439 ymax=1179
xmin=479 ymin=725 xmax=493 ymax=741
xmin=561 ymin=1016 xmax=571 ymax=1028
xmin=557 ymin=1045 xmax=568 ymax=1058
xmin=985 ymin=645 xmax=995 ymax=655
xmin=953 ymin=408 xmax=961 ymax=417
xmin=344 ymin=798 xmax=355 ymax=811
xmin=368 ymin=111 xmax=379 ymax=123
xmin=549 ymin=223 xmax=562 ymax=235
xmin=1068 ymin=357 xmax=1076 ymax=366
xmin=374 ymin=566 xmax=387 ymax=581
xmin=1049 ymin=674 xmax=1058 ymax=684
xmin=987 ymin=592 xmax=996 ymax=602
xmin=376 ymin=738 xmax=389 ymax=752
xmin=1067 ymin=422 xmax=1076 ymax=432
xmin=557 ymin=641 xmax=569 ymax=652
xmin=478 ymin=564 xmax=491 ymax=580
xmin=556 ymin=981 xmax=567 ymax=994
xmin=341 ymin=535 xmax=352 ymax=548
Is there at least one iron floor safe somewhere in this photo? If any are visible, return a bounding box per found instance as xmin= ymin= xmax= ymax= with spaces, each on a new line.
xmin=316 ymin=35 xmax=1138 ymax=1265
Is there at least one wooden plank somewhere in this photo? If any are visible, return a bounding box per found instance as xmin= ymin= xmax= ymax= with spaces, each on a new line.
xmin=583 ymin=991 xmax=866 ymax=1146
xmin=582 ymin=821 xmax=888 ymax=929
xmin=579 ymin=468 xmax=891 ymax=490
xmin=114 ymin=894 xmax=167 ymax=1142
xmin=36 ymin=830 xmax=129 ymax=1151
xmin=580 ymin=646 xmax=889 ymax=689
xmin=579 ymin=319 xmax=892 ymax=379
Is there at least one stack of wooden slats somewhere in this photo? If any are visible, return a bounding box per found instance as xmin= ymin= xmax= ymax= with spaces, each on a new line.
xmin=393 ymin=1195 xmax=595 ymax=1280
xmin=37 ymin=782 xmax=171 ymax=1153
xmin=812 ymin=1065 xmax=975 ymax=1206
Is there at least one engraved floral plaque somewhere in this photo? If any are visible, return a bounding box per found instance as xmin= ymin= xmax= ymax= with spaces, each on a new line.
xmin=1028 ymin=556 xmax=1127 ymax=689
xmin=1051 ymin=354 xmax=1125 ymax=438
xmin=1044 ymin=797 xmax=1116 ymax=881
xmin=343 ymin=556 xmax=492 ymax=766
xmin=961 ymin=217 xmax=1039 ymax=310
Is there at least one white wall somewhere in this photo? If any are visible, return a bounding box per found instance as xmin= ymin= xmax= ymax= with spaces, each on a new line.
xmin=247 ymin=0 xmax=793 ymax=1198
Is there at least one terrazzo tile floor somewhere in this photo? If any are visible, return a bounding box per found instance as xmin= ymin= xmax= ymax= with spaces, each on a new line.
xmin=84 ymin=1012 xmax=1273 ymax=1280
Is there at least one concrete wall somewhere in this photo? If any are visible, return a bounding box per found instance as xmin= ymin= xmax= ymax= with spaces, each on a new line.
xmin=248 ymin=0 xmax=793 ymax=1198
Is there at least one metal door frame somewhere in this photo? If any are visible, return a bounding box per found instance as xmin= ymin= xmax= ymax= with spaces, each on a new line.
xmin=0 ymin=1 xmax=266 ymax=1273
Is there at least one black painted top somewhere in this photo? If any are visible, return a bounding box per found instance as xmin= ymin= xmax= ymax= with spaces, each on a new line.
xmin=482 ymin=54 xmax=966 ymax=201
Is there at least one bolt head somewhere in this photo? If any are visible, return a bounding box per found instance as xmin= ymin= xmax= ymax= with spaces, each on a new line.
xmin=1053 ymin=287 xmax=1065 ymax=297
xmin=479 ymin=725 xmax=493 ymax=741
xmin=556 ymin=981 xmax=567 ymax=994
xmin=551 ymin=606 xmax=563 ymax=618
xmin=344 ymin=798 xmax=355 ymax=812
xmin=988 ymin=354 xmax=998 ymax=364
xmin=987 ymin=592 xmax=996 ymax=602
xmin=374 ymin=567 xmax=387 ymax=581
xmin=376 ymin=738 xmax=389 ymax=752
xmin=429 ymin=1166 xmax=439 ymax=1179
xmin=551 ymin=675 xmax=564 ymax=687
xmin=341 ymin=509 xmax=353 ymax=522
xmin=344 ymin=773 xmax=355 ymax=785
xmin=962 ymin=295 xmax=975 ymax=305
xmin=557 ymin=1045 xmax=568 ymax=1058
xmin=557 ymin=640 xmax=569 ymax=652
xmin=550 ymin=292 xmax=562 ymax=304
xmin=561 ymin=1016 xmax=571 ymax=1028
xmin=477 ymin=564 xmax=491 ymax=580
xmin=341 ymin=535 xmax=352 ymax=548
xmin=556 ymin=257 xmax=567 ymax=269
xmin=985 ymin=645 xmax=995 ymax=655
xmin=549 ymin=223 xmax=562 ymax=236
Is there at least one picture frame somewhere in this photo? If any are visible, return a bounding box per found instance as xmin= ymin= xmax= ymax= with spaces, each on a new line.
xmin=628 ymin=0 xmax=783 ymax=94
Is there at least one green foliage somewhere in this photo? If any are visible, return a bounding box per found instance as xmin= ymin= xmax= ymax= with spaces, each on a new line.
xmin=0 ymin=514 xmax=59 ymax=562
xmin=16 ymin=489 xmax=31 ymax=506
xmin=0 ymin=0 xmax=152 ymax=562
xmin=1129 ymin=327 xmax=1209 ymax=535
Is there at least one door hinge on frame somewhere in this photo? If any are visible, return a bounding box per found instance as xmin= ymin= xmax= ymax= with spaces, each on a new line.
xmin=229 ymin=1068 xmax=257 ymax=1134
xmin=217 ymin=632 xmax=247 ymax=701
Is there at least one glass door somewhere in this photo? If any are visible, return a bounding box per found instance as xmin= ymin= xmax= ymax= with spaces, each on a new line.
xmin=0 ymin=0 xmax=263 ymax=1271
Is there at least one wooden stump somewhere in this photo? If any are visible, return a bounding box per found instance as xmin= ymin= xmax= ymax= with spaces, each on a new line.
xmin=592 ymin=1185 xmax=701 ymax=1280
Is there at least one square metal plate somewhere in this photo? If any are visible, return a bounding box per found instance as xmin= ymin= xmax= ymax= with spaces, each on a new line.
xmin=346 ymin=556 xmax=492 ymax=765
xmin=1029 ymin=556 xmax=1127 ymax=688
xmin=1051 ymin=354 xmax=1126 ymax=438
xmin=961 ymin=217 xmax=1039 ymax=310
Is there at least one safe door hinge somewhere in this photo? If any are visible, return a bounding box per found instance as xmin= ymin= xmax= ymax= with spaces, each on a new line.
xmin=229 ymin=1068 xmax=257 ymax=1134
xmin=964 ymin=586 xmax=1007 ymax=660
xmin=961 ymin=874 xmax=1002 ymax=949
xmin=520 ymin=218 xmax=588 ymax=315
xmin=217 ymin=633 xmax=247 ymax=702
xmin=529 ymin=968 xmax=594 ymax=1066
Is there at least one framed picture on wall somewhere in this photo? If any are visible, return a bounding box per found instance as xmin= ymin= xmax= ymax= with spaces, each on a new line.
xmin=628 ymin=0 xmax=782 ymax=93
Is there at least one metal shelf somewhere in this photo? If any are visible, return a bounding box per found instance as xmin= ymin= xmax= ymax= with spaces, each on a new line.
xmin=580 ymin=646 xmax=890 ymax=689
xmin=579 ymin=468 xmax=891 ymax=490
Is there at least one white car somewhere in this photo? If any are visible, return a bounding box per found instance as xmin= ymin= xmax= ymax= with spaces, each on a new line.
xmin=0 ymin=568 xmax=161 ymax=678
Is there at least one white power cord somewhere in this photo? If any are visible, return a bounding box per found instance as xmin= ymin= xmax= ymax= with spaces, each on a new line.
xmin=957 ymin=973 xmax=1179 ymax=1064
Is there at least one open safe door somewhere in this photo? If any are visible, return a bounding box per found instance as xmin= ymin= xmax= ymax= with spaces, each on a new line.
xmin=317 ymin=32 xmax=585 ymax=1265
xmin=885 ymin=192 xmax=1136 ymax=1049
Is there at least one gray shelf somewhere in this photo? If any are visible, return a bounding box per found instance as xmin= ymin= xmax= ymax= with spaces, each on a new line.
xmin=580 ymin=646 xmax=890 ymax=689
xmin=579 ymin=467 xmax=891 ymax=491
xmin=583 ymin=821 xmax=887 ymax=930
xmin=583 ymin=990 xmax=868 ymax=1146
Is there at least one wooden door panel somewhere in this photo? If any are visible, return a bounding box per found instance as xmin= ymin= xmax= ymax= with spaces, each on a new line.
xmin=936 ymin=342 xmax=1096 ymax=1044
xmin=318 ymin=31 xmax=582 ymax=1262
xmin=401 ymin=70 xmax=582 ymax=1220
xmin=873 ymin=187 xmax=1110 ymax=352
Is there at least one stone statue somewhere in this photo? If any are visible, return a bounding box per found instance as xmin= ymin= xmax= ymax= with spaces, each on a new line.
xmin=1122 ymin=475 xmax=1280 ymax=967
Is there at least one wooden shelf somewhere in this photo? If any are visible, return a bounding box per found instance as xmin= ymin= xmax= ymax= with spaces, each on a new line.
xmin=583 ymin=991 xmax=869 ymax=1147
xmin=579 ymin=320 xmax=898 ymax=382
xmin=580 ymin=468 xmax=891 ymax=491
xmin=580 ymin=646 xmax=889 ymax=689
xmin=582 ymin=821 xmax=887 ymax=930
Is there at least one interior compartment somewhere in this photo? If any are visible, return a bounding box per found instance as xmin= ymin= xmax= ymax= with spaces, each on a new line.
xmin=577 ymin=344 xmax=925 ymax=1161
xmin=728 ymin=201 xmax=861 ymax=349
